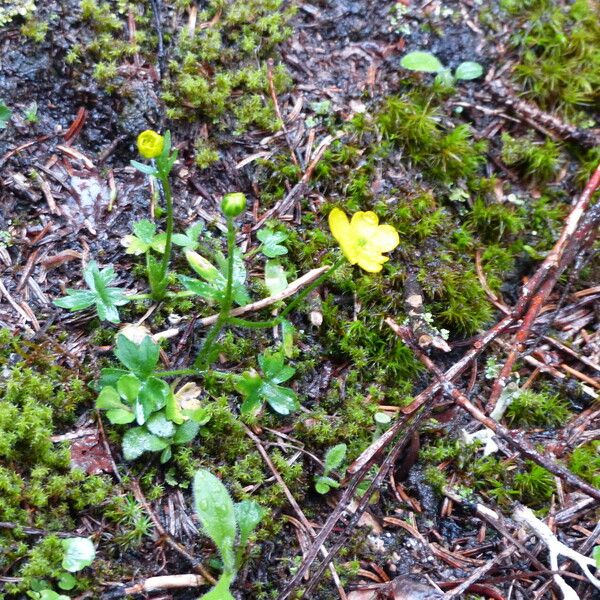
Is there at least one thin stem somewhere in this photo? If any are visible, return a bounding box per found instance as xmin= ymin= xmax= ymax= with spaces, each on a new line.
xmin=151 ymin=172 xmax=174 ymax=300
xmin=227 ymin=257 xmax=345 ymax=329
xmin=194 ymin=217 xmax=237 ymax=369
xmin=127 ymin=291 xmax=195 ymax=302
xmin=154 ymin=368 xmax=199 ymax=377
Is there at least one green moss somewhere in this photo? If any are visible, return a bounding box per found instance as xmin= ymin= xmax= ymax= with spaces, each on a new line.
xmin=501 ymin=133 xmax=561 ymax=183
xmin=163 ymin=0 xmax=295 ymax=164
xmin=568 ymin=441 xmax=600 ymax=488
xmin=378 ymin=92 xmax=487 ymax=183
xmin=0 ymin=339 xmax=112 ymax=595
xmin=505 ymin=389 xmax=571 ymax=428
xmin=502 ymin=0 xmax=600 ymax=119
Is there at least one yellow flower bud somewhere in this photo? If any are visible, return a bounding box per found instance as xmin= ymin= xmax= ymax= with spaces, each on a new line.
xmin=137 ymin=130 xmax=164 ymax=159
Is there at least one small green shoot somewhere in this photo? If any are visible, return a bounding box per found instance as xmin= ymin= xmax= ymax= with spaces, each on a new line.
xmin=24 ymin=101 xmax=39 ymax=124
xmin=193 ymin=469 xmax=264 ymax=599
xmin=122 ymin=219 xmax=167 ymax=255
xmin=0 ymin=99 xmax=11 ymax=128
xmin=257 ymin=226 xmax=289 ymax=257
xmin=53 ymin=260 xmax=129 ymax=323
xmin=400 ymin=51 xmax=484 ymax=85
xmin=315 ymin=443 xmax=347 ymax=494
xmin=235 ymin=350 xmax=299 ymax=415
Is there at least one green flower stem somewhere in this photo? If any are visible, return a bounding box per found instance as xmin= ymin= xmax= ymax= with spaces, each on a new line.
xmin=151 ymin=172 xmax=174 ymax=300
xmin=227 ymin=256 xmax=346 ymax=329
xmin=194 ymin=216 xmax=237 ymax=369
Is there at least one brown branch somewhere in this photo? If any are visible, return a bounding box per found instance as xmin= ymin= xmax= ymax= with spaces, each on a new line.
xmin=276 ymin=405 xmax=435 ymax=600
xmin=386 ymin=319 xmax=600 ymax=502
xmin=487 ymin=162 xmax=600 ymax=410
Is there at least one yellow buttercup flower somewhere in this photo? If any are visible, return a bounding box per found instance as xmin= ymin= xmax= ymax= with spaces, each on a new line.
xmin=328 ymin=208 xmax=399 ymax=273
xmin=137 ymin=130 xmax=164 ymax=159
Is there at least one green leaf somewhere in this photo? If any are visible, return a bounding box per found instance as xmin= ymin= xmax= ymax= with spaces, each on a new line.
xmin=193 ymin=470 xmax=237 ymax=573
xmin=130 ymin=159 xmax=157 ymax=175
xmin=262 ymin=381 xmax=298 ymax=415
xmin=114 ymin=334 xmax=159 ymax=379
xmin=53 ymin=289 xmax=96 ymax=311
xmin=400 ymin=51 xmax=444 ymax=73
xmin=61 ymin=537 xmax=95 ymax=572
xmin=593 ymin=545 xmax=600 ymax=568
xmin=315 ymin=475 xmax=339 ymax=494
xmin=172 ymin=419 xmax=201 ymax=444
xmin=36 ymin=591 xmax=70 ymax=600
xmin=199 ymin=573 xmax=235 ymax=600
xmin=0 ymin=99 xmax=11 ymax=129
xmin=117 ymin=374 xmax=141 ymax=403
xmin=235 ymin=370 xmax=264 ymax=415
xmin=146 ymin=411 xmax=176 ymax=438
xmin=259 ymin=351 xmax=295 ymax=384
xmin=234 ymin=500 xmax=265 ymax=548
xmin=178 ymin=275 xmax=224 ymax=303
xmin=95 ymin=386 xmax=123 ymax=410
xmin=106 ymin=408 xmax=135 ymax=425
xmin=54 ymin=261 xmax=129 ymax=323
xmin=315 ymin=478 xmax=331 ymax=495
xmin=257 ymin=227 xmax=288 ymax=258
xmin=264 ymin=260 xmax=288 ymax=295
xmin=172 ymin=222 xmax=204 ymax=250
xmin=454 ymin=61 xmax=484 ymax=81
xmin=139 ymin=377 xmax=170 ymax=416
xmin=324 ymin=443 xmax=347 ymax=472
xmin=133 ymin=219 xmax=157 ymax=244
xmin=57 ymin=573 xmax=77 ymax=591
xmin=122 ymin=427 xmax=168 ymax=460
xmin=98 ymin=368 xmax=129 ymax=389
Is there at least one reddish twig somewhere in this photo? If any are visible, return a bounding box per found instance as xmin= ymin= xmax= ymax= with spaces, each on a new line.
xmin=387 ymin=319 xmax=600 ymax=502
xmin=487 ymin=162 xmax=600 ymax=410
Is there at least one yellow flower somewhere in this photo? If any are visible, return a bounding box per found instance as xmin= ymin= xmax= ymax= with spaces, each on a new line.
xmin=328 ymin=208 xmax=399 ymax=273
xmin=137 ymin=130 xmax=164 ymax=159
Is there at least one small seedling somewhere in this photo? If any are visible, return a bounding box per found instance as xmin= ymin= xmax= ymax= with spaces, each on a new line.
xmin=0 ymin=99 xmax=11 ymax=128
xmin=315 ymin=443 xmax=347 ymax=494
xmin=400 ymin=51 xmax=484 ymax=86
xmin=192 ymin=469 xmax=264 ymax=599
xmin=24 ymin=101 xmax=39 ymax=124
xmin=257 ymin=226 xmax=289 ymax=258
xmin=53 ymin=260 xmax=129 ymax=324
xmin=234 ymin=350 xmax=299 ymax=415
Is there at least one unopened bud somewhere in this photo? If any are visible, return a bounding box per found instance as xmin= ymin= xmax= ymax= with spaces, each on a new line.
xmin=221 ymin=192 xmax=247 ymax=218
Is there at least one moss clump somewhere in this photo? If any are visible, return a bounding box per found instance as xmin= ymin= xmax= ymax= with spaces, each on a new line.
xmin=504 ymin=389 xmax=571 ymax=428
xmin=163 ymin=0 xmax=295 ymax=163
xmin=501 ymin=133 xmax=561 ymax=184
xmin=502 ymin=0 xmax=600 ymax=119
xmin=568 ymin=441 xmax=600 ymax=488
xmin=0 ymin=338 xmax=112 ymax=595
xmin=378 ymin=92 xmax=487 ymax=182
xmin=420 ymin=435 xmax=555 ymax=507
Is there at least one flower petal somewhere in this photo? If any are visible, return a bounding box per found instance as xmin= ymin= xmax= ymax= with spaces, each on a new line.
xmin=329 ymin=208 xmax=358 ymax=264
xmin=374 ymin=224 xmax=400 ymax=253
xmin=328 ymin=208 xmax=350 ymax=241
xmin=357 ymin=254 xmax=388 ymax=273
xmin=350 ymin=211 xmax=379 ymax=240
